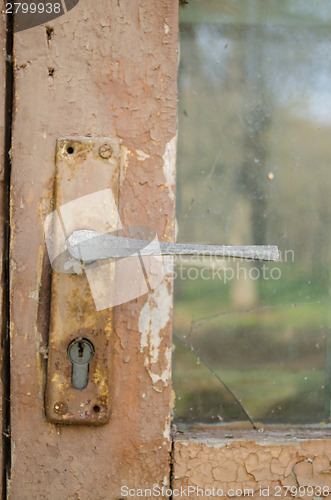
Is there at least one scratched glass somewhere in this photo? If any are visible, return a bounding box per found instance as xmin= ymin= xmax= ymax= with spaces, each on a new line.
xmin=173 ymin=0 xmax=331 ymax=428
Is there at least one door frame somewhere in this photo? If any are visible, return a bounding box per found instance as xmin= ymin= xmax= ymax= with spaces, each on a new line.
xmin=7 ymin=1 xmax=178 ymax=498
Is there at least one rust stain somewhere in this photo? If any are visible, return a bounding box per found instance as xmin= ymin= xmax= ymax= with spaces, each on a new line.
xmin=45 ymin=137 xmax=121 ymax=425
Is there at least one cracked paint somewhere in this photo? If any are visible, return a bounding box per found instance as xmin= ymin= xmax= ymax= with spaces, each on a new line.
xmin=173 ymin=432 xmax=331 ymax=498
xmin=120 ymin=146 xmax=150 ymax=186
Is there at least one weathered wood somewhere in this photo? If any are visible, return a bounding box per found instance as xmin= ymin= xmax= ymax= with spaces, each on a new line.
xmin=173 ymin=430 xmax=331 ymax=498
xmin=10 ymin=1 xmax=177 ymax=497
xmin=0 ymin=7 xmax=7 ymax=499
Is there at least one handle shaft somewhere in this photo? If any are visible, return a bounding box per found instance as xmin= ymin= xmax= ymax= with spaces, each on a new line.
xmin=66 ymin=230 xmax=280 ymax=262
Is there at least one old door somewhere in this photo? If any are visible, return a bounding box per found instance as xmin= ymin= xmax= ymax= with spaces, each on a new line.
xmin=3 ymin=0 xmax=177 ymax=498
xmin=3 ymin=0 xmax=331 ymax=499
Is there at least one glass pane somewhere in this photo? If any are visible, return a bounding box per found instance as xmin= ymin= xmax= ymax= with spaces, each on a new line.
xmin=173 ymin=0 xmax=331 ymax=428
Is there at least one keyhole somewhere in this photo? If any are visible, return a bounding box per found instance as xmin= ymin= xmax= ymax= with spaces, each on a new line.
xmin=78 ymin=342 xmax=84 ymax=358
xmin=67 ymin=338 xmax=95 ymax=390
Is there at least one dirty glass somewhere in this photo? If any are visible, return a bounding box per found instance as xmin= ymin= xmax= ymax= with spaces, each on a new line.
xmin=173 ymin=0 xmax=331 ymax=428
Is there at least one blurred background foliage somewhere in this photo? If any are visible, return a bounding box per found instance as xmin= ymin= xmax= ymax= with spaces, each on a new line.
xmin=173 ymin=0 xmax=331 ymax=427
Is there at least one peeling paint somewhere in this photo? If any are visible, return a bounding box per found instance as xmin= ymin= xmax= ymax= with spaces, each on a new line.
xmin=120 ymin=145 xmax=130 ymax=186
xmin=135 ymin=149 xmax=150 ymax=161
xmin=163 ymin=415 xmax=171 ymax=441
xmin=139 ymin=280 xmax=172 ymax=360
xmin=162 ymin=135 xmax=176 ymax=200
xmin=173 ymin=434 xmax=331 ymax=497
xmin=139 ymin=280 xmax=172 ymax=388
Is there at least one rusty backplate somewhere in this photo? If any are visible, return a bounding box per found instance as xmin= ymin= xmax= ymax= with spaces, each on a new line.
xmin=45 ymin=137 xmax=121 ymax=424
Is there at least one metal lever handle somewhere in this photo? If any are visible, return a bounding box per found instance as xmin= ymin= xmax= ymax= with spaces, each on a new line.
xmin=66 ymin=230 xmax=279 ymax=262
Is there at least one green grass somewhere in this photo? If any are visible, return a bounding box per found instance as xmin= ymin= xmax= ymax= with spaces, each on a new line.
xmin=172 ymin=261 xmax=331 ymax=425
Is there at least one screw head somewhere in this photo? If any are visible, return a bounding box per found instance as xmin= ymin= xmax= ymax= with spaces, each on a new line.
xmin=54 ymin=401 xmax=68 ymax=415
xmin=99 ymin=144 xmax=113 ymax=159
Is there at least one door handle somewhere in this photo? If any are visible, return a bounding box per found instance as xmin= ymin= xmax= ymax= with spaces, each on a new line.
xmin=44 ymin=136 xmax=279 ymax=426
xmin=66 ymin=229 xmax=279 ymax=262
